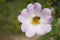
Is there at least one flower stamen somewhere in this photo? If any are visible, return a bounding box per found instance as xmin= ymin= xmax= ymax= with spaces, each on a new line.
xmin=31 ymin=16 xmax=40 ymax=25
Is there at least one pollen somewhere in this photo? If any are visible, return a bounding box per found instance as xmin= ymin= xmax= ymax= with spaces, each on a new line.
xmin=31 ymin=16 xmax=40 ymax=25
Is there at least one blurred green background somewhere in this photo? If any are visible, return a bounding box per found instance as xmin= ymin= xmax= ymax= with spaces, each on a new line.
xmin=0 ymin=0 xmax=60 ymax=40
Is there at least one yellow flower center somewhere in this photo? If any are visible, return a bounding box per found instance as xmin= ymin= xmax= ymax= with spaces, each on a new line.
xmin=31 ymin=16 xmax=40 ymax=25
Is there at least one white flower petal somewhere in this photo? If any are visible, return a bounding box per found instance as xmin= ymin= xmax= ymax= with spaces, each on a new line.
xmin=21 ymin=23 xmax=34 ymax=32
xmin=21 ymin=24 xmax=28 ymax=32
xmin=18 ymin=15 xmax=30 ymax=23
xmin=41 ymin=8 xmax=52 ymax=18
xmin=40 ymin=24 xmax=52 ymax=33
xmin=27 ymin=3 xmax=35 ymax=16
xmin=21 ymin=9 xmax=31 ymax=18
xmin=35 ymin=24 xmax=46 ymax=36
xmin=40 ymin=16 xmax=53 ymax=24
xmin=25 ymin=27 xmax=35 ymax=37
xmin=34 ymin=3 xmax=41 ymax=12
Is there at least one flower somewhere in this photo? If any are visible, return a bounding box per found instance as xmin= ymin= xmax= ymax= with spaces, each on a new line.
xmin=18 ymin=3 xmax=53 ymax=37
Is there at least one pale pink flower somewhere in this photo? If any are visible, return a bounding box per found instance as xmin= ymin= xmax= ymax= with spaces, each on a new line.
xmin=18 ymin=3 xmax=53 ymax=37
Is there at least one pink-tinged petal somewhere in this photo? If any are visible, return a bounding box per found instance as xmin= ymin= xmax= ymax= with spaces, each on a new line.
xmin=21 ymin=24 xmax=28 ymax=32
xmin=21 ymin=23 xmax=34 ymax=32
xmin=18 ymin=15 xmax=30 ymax=23
xmin=35 ymin=24 xmax=46 ymax=36
xmin=34 ymin=3 xmax=41 ymax=12
xmin=40 ymin=16 xmax=53 ymax=24
xmin=25 ymin=27 xmax=35 ymax=37
xmin=41 ymin=24 xmax=52 ymax=33
xmin=41 ymin=8 xmax=52 ymax=18
xmin=25 ymin=31 xmax=35 ymax=38
xmin=45 ymin=16 xmax=53 ymax=23
xmin=27 ymin=3 xmax=35 ymax=16
xmin=21 ymin=9 xmax=31 ymax=18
